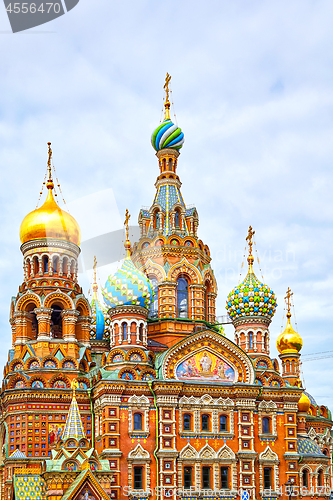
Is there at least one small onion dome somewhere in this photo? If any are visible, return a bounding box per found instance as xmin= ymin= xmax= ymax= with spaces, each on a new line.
xmin=276 ymin=315 xmax=303 ymax=354
xmin=151 ymin=118 xmax=185 ymax=152
xmin=20 ymin=181 xmax=80 ymax=246
xmin=226 ymin=270 xmax=277 ymax=320
xmin=91 ymin=294 xmax=106 ymax=340
xmin=298 ymin=392 xmax=311 ymax=413
xmin=102 ymin=255 xmax=153 ymax=309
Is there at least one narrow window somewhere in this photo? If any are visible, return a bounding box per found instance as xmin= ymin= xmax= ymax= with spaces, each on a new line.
xmin=220 ymin=467 xmax=229 ymax=489
xmin=248 ymin=332 xmax=253 ymax=349
xmin=33 ymin=256 xmax=39 ymax=274
xmin=202 ymin=466 xmax=211 ymax=489
xmin=262 ymin=417 xmax=270 ymax=434
xmin=219 ymin=415 xmax=227 ymax=432
xmin=133 ymin=413 xmax=142 ymax=431
xmin=183 ymin=414 xmax=192 ymax=431
xmin=168 ymin=159 xmax=172 ymax=170
xmin=302 ymin=469 xmax=308 ymax=488
xmin=63 ymin=257 xmax=68 ymax=275
xmin=122 ymin=323 xmax=128 ymax=341
xmin=177 ymin=277 xmax=188 ymax=318
xmin=43 ymin=256 xmax=48 ymax=273
xmin=53 ymin=256 xmax=59 ymax=274
xmin=263 ymin=467 xmax=272 ymax=489
xmin=139 ymin=324 xmax=143 ymax=341
xmin=149 ymin=278 xmax=158 ymax=318
xmin=318 ymin=469 xmax=323 ymax=487
xmin=184 ymin=466 xmax=192 ymax=488
xmin=175 ymin=210 xmax=180 ymax=228
xmin=133 ymin=466 xmax=143 ymax=489
xmin=201 ymin=414 xmax=209 ymax=432
xmin=155 ymin=212 xmax=160 ymax=229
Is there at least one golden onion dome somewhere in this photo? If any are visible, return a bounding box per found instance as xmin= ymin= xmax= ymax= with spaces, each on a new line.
xmin=20 ymin=179 xmax=81 ymax=246
xmin=298 ymin=392 xmax=311 ymax=413
xmin=276 ymin=314 xmax=303 ymax=354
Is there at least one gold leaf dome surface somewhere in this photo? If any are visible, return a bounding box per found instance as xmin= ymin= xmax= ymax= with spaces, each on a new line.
xmin=276 ymin=316 xmax=303 ymax=354
xmin=298 ymin=392 xmax=311 ymax=413
xmin=20 ymin=184 xmax=81 ymax=246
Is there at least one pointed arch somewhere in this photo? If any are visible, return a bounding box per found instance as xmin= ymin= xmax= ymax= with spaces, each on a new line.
xmin=169 ymin=257 xmax=202 ymax=284
xmin=179 ymin=443 xmax=198 ymax=459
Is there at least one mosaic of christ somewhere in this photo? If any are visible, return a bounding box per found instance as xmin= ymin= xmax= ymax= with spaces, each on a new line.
xmin=176 ymin=351 xmax=235 ymax=381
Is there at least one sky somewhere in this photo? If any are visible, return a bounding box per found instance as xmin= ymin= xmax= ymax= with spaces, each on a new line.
xmin=0 ymin=0 xmax=332 ymax=408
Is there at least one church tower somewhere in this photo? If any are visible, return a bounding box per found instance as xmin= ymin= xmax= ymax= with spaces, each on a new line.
xmin=132 ymin=74 xmax=217 ymax=347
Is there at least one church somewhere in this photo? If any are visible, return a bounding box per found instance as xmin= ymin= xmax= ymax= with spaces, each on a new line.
xmin=0 ymin=76 xmax=332 ymax=500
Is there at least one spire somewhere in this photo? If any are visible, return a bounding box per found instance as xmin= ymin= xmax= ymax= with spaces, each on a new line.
xmin=46 ymin=142 xmax=54 ymax=190
xmin=246 ymin=225 xmax=255 ymax=273
xmin=92 ymin=255 xmax=98 ymax=294
xmin=124 ymin=209 xmax=131 ymax=258
xmin=62 ymin=379 xmax=86 ymax=442
xmin=163 ymin=72 xmax=171 ymax=120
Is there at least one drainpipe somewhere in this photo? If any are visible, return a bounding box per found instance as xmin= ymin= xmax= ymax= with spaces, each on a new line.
xmin=148 ymin=381 xmax=160 ymax=500
xmin=87 ymin=388 xmax=95 ymax=448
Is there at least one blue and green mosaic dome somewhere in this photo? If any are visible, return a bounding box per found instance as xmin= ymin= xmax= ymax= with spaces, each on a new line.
xmin=151 ymin=118 xmax=184 ymax=151
xmin=226 ymin=270 xmax=277 ymax=320
xmin=102 ymin=257 xmax=153 ymax=309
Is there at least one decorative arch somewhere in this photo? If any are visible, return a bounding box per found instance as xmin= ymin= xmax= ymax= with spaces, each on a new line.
xmin=217 ymin=444 xmax=236 ymax=460
xmin=44 ymin=290 xmax=74 ymax=309
xmin=107 ymin=349 xmax=125 ymax=364
xmin=8 ymin=374 xmax=27 ymax=389
xmin=61 ymin=357 xmax=78 ymax=370
xmin=169 ymin=258 xmax=202 ymax=284
xmin=199 ymin=443 xmax=216 ymax=459
xmin=42 ymin=356 xmax=59 ymax=369
xmin=75 ymin=297 xmax=91 ymax=317
xmin=259 ymin=445 xmax=279 ymax=462
xmin=25 ymin=357 xmax=40 ymax=370
xmin=179 ymin=443 xmax=198 ymax=459
xmin=48 ymin=373 xmax=70 ymax=389
xmin=28 ymin=375 xmax=47 ymax=388
xmin=15 ymin=292 xmax=41 ymax=312
xmin=118 ymin=368 xmax=138 ymax=381
xmin=162 ymin=329 xmax=255 ymax=384
xmin=126 ymin=348 xmax=147 ymax=363
xmin=140 ymin=259 xmax=166 ymax=282
xmin=128 ymin=443 xmax=150 ymax=460
xmin=202 ymin=269 xmax=217 ymax=293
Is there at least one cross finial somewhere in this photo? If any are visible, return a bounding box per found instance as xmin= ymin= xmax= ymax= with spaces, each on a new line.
xmin=163 ymin=73 xmax=171 ymax=120
xmin=124 ymin=209 xmax=131 ymax=257
xmin=246 ymin=225 xmax=255 ymax=271
xmin=46 ymin=142 xmax=54 ymax=189
xmin=92 ymin=256 xmax=98 ymax=293
xmin=285 ymin=287 xmax=293 ymax=318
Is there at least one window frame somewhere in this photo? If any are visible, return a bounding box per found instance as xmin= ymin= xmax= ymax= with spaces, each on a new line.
xmin=183 ymin=413 xmax=192 ymax=432
xmin=201 ymin=414 xmax=210 ymax=432
xmin=262 ymin=417 xmax=270 ymax=434
xmin=219 ymin=414 xmax=227 ymax=432
xmin=220 ymin=466 xmax=229 ymax=489
xmin=184 ymin=466 xmax=192 ymax=489
xmin=263 ymin=467 xmax=272 ymax=490
xmin=202 ymin=466 xmax=211 ymax=489
xmin=133 ymin=466 xmax=143 ymax=490
xmin=133 ymin=412 xmax=143 ymax=431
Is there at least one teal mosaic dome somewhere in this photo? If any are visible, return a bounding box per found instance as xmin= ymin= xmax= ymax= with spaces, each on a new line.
xmin=151 ymin=118 xmax=184 ymax=151
xmin=102 ymin=257 xmax=153 ymax=309
xmin=226 ymin=270 xmax=277 ymax=320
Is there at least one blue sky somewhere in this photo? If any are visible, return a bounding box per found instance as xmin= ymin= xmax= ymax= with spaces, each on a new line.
xmin=0 ymin=0 xmax=332 ymax=407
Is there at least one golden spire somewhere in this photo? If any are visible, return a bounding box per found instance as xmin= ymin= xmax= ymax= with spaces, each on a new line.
xmin=164 ymin=73 xmax=171 ymax=120
xmin=246 ymin=225 xmax=255 ymax=273
xmin=285 ymin=286 xmax=293 ymax=319
xmin=92 ymin=256 xmax=98 ymax=294
xmin=46 ymin=142 xmax=54 ymax=189
xmin=124 ymin=209 xmax=131 ymax=257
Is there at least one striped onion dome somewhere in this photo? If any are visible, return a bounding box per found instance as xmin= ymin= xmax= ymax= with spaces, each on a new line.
xmin=151 ymin=118 xmax=185 ymax=151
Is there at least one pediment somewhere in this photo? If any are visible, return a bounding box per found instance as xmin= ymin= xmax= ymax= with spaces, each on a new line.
xmin=128 ymin=395 xmax=150 ymax=406
xmin=259 ymin=445 xmax=279 ymax=462
xmin=179 ymin=443 xmax=198 ymax=459
xmin=217 ymin=444 xmax=235 ymax=460
xmin=162 ymin=330 xmax=255 ymax=384
xmin=258 ymin=400 xmax=277 ymax=411
xmin=199 ymin=444 xmax=216 ymax=459
xmin=128 ymin=443 xmax=150 ymax=459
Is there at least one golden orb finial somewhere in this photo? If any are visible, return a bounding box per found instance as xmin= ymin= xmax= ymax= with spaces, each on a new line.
xmin=298 ymin=392 xmax=310 ymax=413
xmin=246 ymin=225 xmax=255 ymax=272
xmin=124 ymin=209 xmax=131 ymax=257
xmin=164 ymin=73 xmax=171 ymax=120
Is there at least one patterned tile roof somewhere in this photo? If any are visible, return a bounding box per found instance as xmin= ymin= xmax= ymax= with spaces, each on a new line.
xmin=10 ymin=449 xmax=27 ymax=458
xmin=62 ymin=393 xmax=86 ymax=441
xmin=297 ymin=437 xmax=326 ymax=456
xmin=151 ymin=184 xmax=189 ymax=236
xmin=13 ymin=474 xmax=47 ymax=500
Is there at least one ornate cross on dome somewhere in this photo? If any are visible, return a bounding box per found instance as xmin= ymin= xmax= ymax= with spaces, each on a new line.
xmin=246 ymin=225 xmax=255 ymax=270
xmin=92 ymin=256 xmax=98 ymax=293
xmin=164 ymin=73 xmax=171 ymax=120
xmin=285 ymin=287 xmax=293 ymax=318
xmin=124 ymin=209 xmax=130 ymax=241
xmin=46 ymin=142 xmax=54 ymax=189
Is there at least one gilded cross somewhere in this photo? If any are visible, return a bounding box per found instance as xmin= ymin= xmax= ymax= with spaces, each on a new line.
xmin=246 ymin=225 xmax=255 ymax=258
xmin=164 ymin=73 xmax=171 ymax=103
xmin=285 ymin=287 xmax=293 ymax=316
xmin=124 ymin=209 xmax=130 ymax=241
xmin=47 ymin=142 xmax=52 ymax=181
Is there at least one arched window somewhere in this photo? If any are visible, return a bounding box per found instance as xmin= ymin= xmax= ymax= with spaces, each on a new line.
xmin=122 ymin=322 xmax=128 ymax=341
xmin=262 ymin=417 xmax=270 ymax=434
xmin=26 ymin=259 xmax=31 ymax=277
xmin=201 ymin=414 xmax=210 ymax=432
xmin=133 ymin=413 xmax=142 ymax=431
xmin=155 ymin=212 xmax=160 ymax=229
xmin=43 ymin=256 xmax=48 ymax=273
xmin=175 ymin=210 xmax=180 ymax=228
xmin=53 ymin=256 xmax=59 ymax=274
xmin=263 ymin=334 xmax=267 ymax=351
xmin=149 ymin=278 xmax=158 ymax=318
xmin=205 ymin=281 xmax=211 ymax=321
xmin=168 ymin=159 xmax=172 ymax=170
xmin=219 ymin=415 xmax=227 ymax=432
xmin=177 ymin=277 xmax=188 ymax=318
xmin=63 ymin=257 xmax=68 ymax=275
xmin=33 ymin=256 xmax=39 ymax=274
xmin=139 ymin=324 xmax=143 ymax=341
xmin=50 ymin=306 xmax=63 ymax=339
xmin=248 ymin=332 xmax=253 ymax=349
xmin=302 ymin=469 xmax=309 ymax=488
xmin=162 ymin=158 xmax=166 ymax=171
xmin=70 ymin=260 xmax=75 ymax=278
xmin=318 ymin=469 xmax=323 ymax=487
xmin=183 ymin=414 xmax=192 ymax=431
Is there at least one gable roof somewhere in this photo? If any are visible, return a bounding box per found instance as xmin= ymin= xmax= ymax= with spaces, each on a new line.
xmin=61 ymin=469 xmax=111 ymax=500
